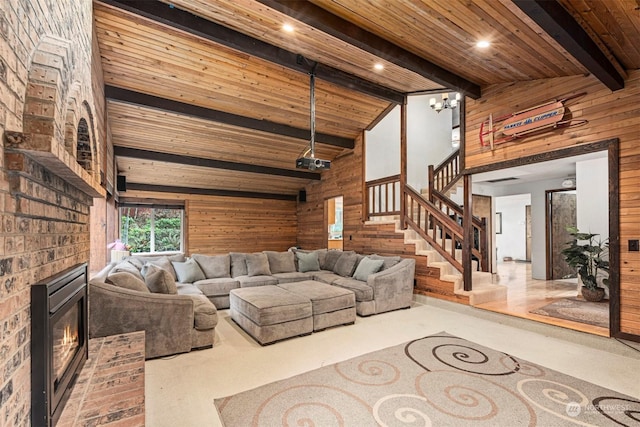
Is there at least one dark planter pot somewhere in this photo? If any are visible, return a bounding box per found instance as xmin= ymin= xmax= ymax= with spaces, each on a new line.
xmin=581 ymin=286 xmax=606 ymax=302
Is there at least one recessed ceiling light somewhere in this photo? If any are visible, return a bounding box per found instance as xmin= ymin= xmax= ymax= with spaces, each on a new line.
xmin=476 ymin=40 xmax=491 ymax=48
xmin=282 ymin=24 xmax=294 ymax=33
xmin=374 ymin=63 xmax=384 ymax=70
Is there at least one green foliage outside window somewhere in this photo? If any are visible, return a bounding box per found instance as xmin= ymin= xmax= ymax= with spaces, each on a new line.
xmin=120 ymin=207 xmax=182 ymax=253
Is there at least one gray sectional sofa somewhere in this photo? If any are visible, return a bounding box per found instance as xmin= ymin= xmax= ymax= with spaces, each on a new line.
xmin=89 ymin=249 xmax=415 ymax=356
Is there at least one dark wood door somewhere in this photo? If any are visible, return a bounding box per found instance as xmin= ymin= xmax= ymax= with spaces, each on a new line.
xmin=546 ymin=190 xmax=577 ymax=280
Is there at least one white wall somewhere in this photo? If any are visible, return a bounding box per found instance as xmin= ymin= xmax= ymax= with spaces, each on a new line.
xmin=365 ymin=94 xmax=455 ymax=189
xmin=576 ymin=157 xmax=608 ymax=241
xmin=495 ymin=194 xmax=531 ymax=262
xmin=474 ymin=178 xmax=562 ymax=279
xmin=365 ymin=105 xmax=400 ymax=181
xmin=407 ymin=95 xmax=455 ymax=191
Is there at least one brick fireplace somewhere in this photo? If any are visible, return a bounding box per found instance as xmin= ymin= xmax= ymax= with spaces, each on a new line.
xmin=0 ymin=0 xmax=108 ymax=424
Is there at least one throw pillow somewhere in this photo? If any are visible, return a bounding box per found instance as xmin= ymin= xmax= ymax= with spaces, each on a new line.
xmin=141 ymin=263 xmax=177 ymax=294
xmin=333 ymin=251 xmax=359 ymax=277
xmin=368 ymin=254 xmax=401 ymax=270
xmin=230 ymin=252 xmax=248 ymax=277
xmin=322 ymin=250 xmax=343 ymax=271
xmin=264 ymin=251 xmax=296 ymax=273
xmin=172 ymin=258 xmax=206 ymax=283
xmin=148 ymin=256 xmax=178 ymax=281
xmin=353 ymin=256 xmax=385 ymax=281
xmin=192 ymin=254 xmax=231 ymax=278
xmin=106 ymin=272 xmax=150 ymax=293
xmin=296 ymin=251 xmax=320 ymax=272
xmin=245 ymin=253 xmax=272 ymax=276
xmin=110 ymin=260 xmax=144 ymax=282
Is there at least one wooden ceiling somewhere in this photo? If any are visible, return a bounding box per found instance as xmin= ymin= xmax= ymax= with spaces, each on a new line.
xmin=93 ymin=0 xmax=639 ymax=199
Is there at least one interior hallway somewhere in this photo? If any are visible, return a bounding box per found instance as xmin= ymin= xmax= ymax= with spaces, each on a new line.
xmin=145 ymin=296 xmax=639 ymax=427
xmin=475 ymin=261 xmax=609 ymax=336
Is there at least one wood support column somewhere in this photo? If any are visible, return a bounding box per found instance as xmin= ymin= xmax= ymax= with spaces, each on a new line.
xmin=400 ymin=98 xmax=407 ymax=229
xmin=463 ymin=174 xmax=473 ymax=291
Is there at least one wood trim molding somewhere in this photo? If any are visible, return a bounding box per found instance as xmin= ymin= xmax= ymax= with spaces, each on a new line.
xmin=105 ymin=86 xmax=354 ymax=149
xmin=113 ymin=146 xmax=321 ymax=180
xmin=462 ymin=139 xmax=617 ymax=175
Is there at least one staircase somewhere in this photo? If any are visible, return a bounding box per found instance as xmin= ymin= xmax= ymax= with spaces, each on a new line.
xmin=364 ymin=149 xmax=507 ymax=306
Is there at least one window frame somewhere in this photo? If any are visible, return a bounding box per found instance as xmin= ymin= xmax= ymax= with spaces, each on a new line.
xmin=118 ymin=204 xmax=185 ymax=255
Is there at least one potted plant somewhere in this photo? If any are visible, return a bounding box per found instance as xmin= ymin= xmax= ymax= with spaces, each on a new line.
xmin=561 ymin=226 xmax=609 ymax=302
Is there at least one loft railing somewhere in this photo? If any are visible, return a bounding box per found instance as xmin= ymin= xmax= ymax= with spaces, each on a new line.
xmin=428 ymin=149 xmax=460 ymax=196
xmin=365 ymin=174 xmax=401 ymax=218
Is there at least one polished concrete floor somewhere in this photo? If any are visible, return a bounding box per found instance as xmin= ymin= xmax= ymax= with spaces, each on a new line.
xmin=145 ymin=296 xmax=640 ymax=427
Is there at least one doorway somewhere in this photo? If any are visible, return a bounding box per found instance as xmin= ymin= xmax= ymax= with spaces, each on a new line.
xmin=326 ymin=196 xmax=343 ymax=250
xmin=546 ymin=189 xmax=577 ymax=280
xmin=469 ymin=140 xmax=618 ymax=337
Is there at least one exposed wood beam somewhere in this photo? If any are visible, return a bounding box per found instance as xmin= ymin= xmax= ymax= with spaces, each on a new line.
xmin=114 ymin=146 xmax=321 ymax=180
xmin=258 ymin=0 xmax=481 ymax=99
xmin=97 ymin=0 xmax=405 ymax=105
xmin=105 ymin=86 xmax=354 ymax=149
xmin=513 ymin=0 xmax=624 ymax=91
xmin=125 ymin=183 xmax=298 ymax=201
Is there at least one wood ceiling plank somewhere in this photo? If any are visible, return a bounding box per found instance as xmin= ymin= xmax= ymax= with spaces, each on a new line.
xmin=161 ymin=0 xmax=442 ymax=93
xmin=94 ymin=3 xmax=390 ymax=138
xmin=116 ymin=157 xmax=309 ymax=194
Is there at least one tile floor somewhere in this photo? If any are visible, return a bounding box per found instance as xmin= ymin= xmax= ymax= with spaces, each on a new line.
xmin=145 ymin=296 xmax=640 ymax=427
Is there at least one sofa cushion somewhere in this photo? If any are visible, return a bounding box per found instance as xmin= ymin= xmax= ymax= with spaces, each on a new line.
xmin=126 ymin=253 xmax=186 ymax=272
xmin=236 ymin=275 xmax=278 ymax=288
xmin=333 ymin=251 xmax=359 ymax=277
xmin=272 ymin=272 xmax=314 ymax=284
xmin=322 ymin=250 xmax=342 ymax=271
xmin=192 ymin=254 xmax=231 ymax=278
xmin=106 ymin=272 xmax=150 ymax=293
xmin=353 ymin=256 xmax=385 ymax=281
xmin=312 ymin=270 xmax=342 ymax=285
xmin=295 ymin=251 xmax=320 ymax=272
xmin=369 ymin=254 xmax=402 ymax=270
xmin=188 ymin=295 xmax=218 ymax=330
xmin=264 ymin=251 xmax=296 ymax=273
xmin=172 ymin=258 xmax=206 ymax=283
xmin=246 ymin=253 xmax=272 ymax=276
xmin=142 ymin=263 xmax=177 ymax=294
xmin=110 ymin=260 xmax=145 ymax=282
xmin=147 ymin=256 xmax=178 ymax=281
xmin=194 ymin=277 xmax=240 ymax=297
xmin=332 ymin=278 xmax=374 ymax=302
xmin=176 ymin=283 xmax=204 ymax=296
xmin=230 ymin=252 xmax=248 ymax=277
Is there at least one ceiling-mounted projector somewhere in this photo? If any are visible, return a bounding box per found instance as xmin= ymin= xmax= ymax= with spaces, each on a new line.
xmin=296 ymin=157 xmax=331 ymax=170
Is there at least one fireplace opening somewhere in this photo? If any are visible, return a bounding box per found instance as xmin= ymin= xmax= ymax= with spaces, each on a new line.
xmin=32 ymin=263 xmax=88 ymax=427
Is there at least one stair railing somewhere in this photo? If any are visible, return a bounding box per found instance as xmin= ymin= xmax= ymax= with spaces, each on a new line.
xmin=404 ymin=185 xmax=464 ymax=272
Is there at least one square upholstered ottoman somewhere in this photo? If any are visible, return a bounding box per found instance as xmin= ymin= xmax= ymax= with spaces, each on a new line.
xmin=278 ymin=280 xmax=356 ymax=331
xmin=229 ymin=285 xmax=313 ymax=345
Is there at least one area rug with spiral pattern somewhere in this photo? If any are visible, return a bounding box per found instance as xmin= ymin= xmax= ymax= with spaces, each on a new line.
xmin=214 ymin=332 xmax=638 ymax=426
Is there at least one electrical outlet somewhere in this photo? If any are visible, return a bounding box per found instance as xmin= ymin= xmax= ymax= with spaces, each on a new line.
xmin=630 ymin=240 xmax=640 ymax=252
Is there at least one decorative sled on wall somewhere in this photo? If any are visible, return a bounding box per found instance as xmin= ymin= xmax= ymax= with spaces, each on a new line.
xmin=479 ymin=92 xmax=588 ymax=149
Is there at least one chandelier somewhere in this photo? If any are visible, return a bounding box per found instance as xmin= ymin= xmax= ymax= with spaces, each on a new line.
xmin=429 ymin=92 xmax=461 ymax=113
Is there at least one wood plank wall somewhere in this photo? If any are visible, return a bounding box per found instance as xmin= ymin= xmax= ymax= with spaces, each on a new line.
xmin=465 ymin=71 xmax=640 ymax=337
xmin=121 ymin=190 xmax=298 ymax=255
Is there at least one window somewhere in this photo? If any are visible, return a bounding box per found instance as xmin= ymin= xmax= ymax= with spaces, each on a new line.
xmin=119 ymin=205 xmax=184 ymax=254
